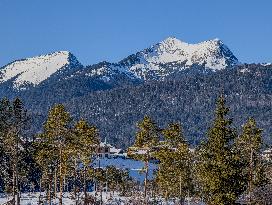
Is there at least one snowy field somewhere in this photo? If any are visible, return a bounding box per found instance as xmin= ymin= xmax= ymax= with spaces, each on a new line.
xmin=0 ymin=192 xmax=128 ymax=205
xmin=0 ymin=158 xmax=205 ymax=204
xmin=0 ymin=192 xmax=204 ymax=205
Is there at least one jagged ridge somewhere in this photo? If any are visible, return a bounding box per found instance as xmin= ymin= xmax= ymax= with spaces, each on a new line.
xmin=88 ymin=37 xmax=239 ymax=81
xmin=0 ymin=37 xmax=239 ymax=90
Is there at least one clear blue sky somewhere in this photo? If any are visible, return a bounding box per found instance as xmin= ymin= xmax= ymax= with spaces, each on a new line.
xmin=0 ymin=0 xmax=271 ymax=66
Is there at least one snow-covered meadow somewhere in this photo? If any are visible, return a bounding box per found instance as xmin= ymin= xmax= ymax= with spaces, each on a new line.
xmin=0 ymin=192 xmax=204 ymax=205
xmin=0 ymin=157 xmax=205 ymax=204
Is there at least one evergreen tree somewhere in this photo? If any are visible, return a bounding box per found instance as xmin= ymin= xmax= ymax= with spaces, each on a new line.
xmin=35 ymin=104 xmax=72 ymax=205
xmin=129 ymin=116 xmax=160 ymax=203
xmin=73 ymin=119 xmax=100 ymax=204
xmin=0 ymin=98 xmax=12 ymax=192
xmin=0 ymin=98 xmax=30 ymax=205
xmin=195 ymin=95 xmax=243 ymax=205
xmin=155 ymin=123 xmax=192 ymax=204
xmin=235 ymin=117 xmax=267 ymax=203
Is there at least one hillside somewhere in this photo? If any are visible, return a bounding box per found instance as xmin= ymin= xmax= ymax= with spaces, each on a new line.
xmin=0 ymin=38 xmax=271 ymax=148
xmin=62 ymin=64 xmax=271 ymax=147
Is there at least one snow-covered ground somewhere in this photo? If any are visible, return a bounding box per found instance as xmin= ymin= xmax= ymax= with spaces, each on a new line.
xmin=0 ymin=192 xmax=128 ymax=205
xmin=0 ymin=192 xmax=204 ymax=205
xmin=0 ymin=158 xmax=204 ymax=204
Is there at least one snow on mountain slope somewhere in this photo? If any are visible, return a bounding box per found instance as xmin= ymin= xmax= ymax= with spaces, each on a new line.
xmin=142 ymin=37 xmax=238 ymax=67
xmin=0 ymin=37 xmax=239 ymax=90
xmin=0 ymin=51 xmax=82 ymax=89
xmin=118 ymin=37 xmax=239 ymax=80
xmin=85 ymin=62 xmax=137 ymax=81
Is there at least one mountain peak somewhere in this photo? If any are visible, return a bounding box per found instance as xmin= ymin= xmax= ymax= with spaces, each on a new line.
xmin=160 ymin=36 xmax=182 ymax=44
xmin=116 ymin=37 xmax=239 ymax=80
xmin=0 ymin=50 xmax=82 ymax=89
xmin=156 ymin=37 xmax=238 ymax=67
xmin=160 ymin=36 xmax=227 ymax=47
xmin=211 ymin=37 xmax=221 ymax=42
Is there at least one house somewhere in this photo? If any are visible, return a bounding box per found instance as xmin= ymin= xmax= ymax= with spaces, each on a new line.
xmin=262 ymin=148 xmax=272 ymax=161
xmin=96 ymin=142 xmax=111 ymax=158
xmin=96 ymin=139 xmax=124 ymax=158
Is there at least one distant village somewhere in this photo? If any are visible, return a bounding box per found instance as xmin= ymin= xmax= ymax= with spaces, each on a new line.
xmin=97 ymin=139 xmax=272 ymax=162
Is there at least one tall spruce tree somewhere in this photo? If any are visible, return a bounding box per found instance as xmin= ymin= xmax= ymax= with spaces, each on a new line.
xmin=73 ymin=119 xmax=100 ymax=204
xmin=35 ymin=104 xmax=72 ymax=205
xmin=129 ymin=116 xmax=160 ymax=203
xmin=0 ymin=98 xmax=29 ymax=205
xmin=155 ymin=123 xmax=192 ymax=204
xmin=196 ymin=95 xmax=243 ymax=205
xmin=0 ymin=98 xmax=12 ymax=193
xmin=235 ymin=117 xmax=266 ymax=204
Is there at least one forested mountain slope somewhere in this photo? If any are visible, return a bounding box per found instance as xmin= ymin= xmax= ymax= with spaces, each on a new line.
xmin=62 ymin=64 xmax=272 ymax=147
xmin=0 ymin=38 xmax=271 ymax=148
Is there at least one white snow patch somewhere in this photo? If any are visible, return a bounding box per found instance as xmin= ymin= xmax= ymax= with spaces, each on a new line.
xmin=0 ymin=192 xmax=204 ymax=205
xmin=0 ymin=51 xmax=72 ymax=88
xmin=138 ymin=37 xmax=238 ymax=70
xmin=261 ymin=62 xmax=272 ymax=66
xmin=240 ymin=68 xmax=249 ymax=73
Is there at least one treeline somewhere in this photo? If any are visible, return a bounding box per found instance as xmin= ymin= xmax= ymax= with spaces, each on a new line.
xmin=6 ymin=64 xmax=271 ymax=149
xmin=0 ymin=95 xmax=272 ymax=204
xmin=63 ymin=64 xmax=272 ymax=148
xmin=0 ymin=98 xmax=134 ymax=205
xmin=128 ymin=94 xmax=272 ymax=204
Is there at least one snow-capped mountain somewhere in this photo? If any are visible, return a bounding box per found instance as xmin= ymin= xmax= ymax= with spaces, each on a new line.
xmin=0 ymin=37 xmax=270 ymax=149
xmin=87 ymin=37 xmax=239 ymax=81
xmin=119 ymin=37 xmax=239 ymax=79
xmin=0 ymin=37 xmax=239 ymax=91
xmin=0 ymin=51 xmax=82 ymax=90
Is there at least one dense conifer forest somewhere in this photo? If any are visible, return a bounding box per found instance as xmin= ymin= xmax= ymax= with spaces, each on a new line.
xmin=0 ymin=94 xmax=271 ymax=204
xmin=1 ymin=64 xmax=269 ymax=149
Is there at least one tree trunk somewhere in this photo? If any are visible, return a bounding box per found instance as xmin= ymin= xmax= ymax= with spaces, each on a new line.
xmin=100 ymin=181 xmax=103 ymax=205
xmin=59 ymin=149 xmax=63 ymax=205
xmin=165 ymin=191 xmax=168 ymax=205
xmin=12 ymin=164 xmax=16 ymax=205
xmin=179 ymin=175 xmax=185 ymax=205
xmin=84 ymin=166 xmax=88 ymax=205
xmin=144 ymin=159 xmax=149 ymax=205
xmin=16 ymin=177 xmax=20 ymax=205
xmin=39 ymin=178 xmax=42 ymax=205
xmin=13 ymin=156 xmax=20 ymax=205
xmin=74 ymin=159 xmax=77 ymax=205
xmin=48 ymin=174 xmax=52 ymax=205
xmin=54 ymin=168 xmax=57 ymax=201
xmin=16 ymin=133 xmax=20 ymax=205
xmin=179 ymin=197 xmax=185 ymax=205
xmin=179 ymin=174 xmax=182 ymax=204
xmin=249 ymin=147 xmax=253 ymax=205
